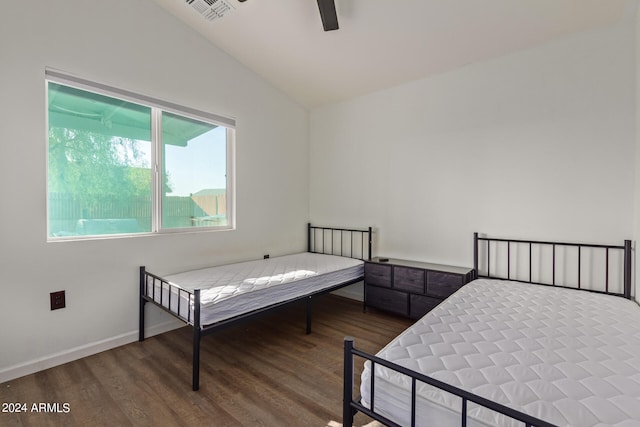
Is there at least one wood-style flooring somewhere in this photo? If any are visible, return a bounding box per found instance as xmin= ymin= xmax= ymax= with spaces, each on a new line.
xmin=1 ymin=295 xmax=412 ymax=427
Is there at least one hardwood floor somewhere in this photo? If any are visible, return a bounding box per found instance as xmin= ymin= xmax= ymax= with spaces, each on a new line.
xmin=1 ymin=295 xmax=412 ymax=427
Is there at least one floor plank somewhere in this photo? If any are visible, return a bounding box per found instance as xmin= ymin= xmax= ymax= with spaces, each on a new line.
xmin=0 ymin=295 xmax=412 ymax=426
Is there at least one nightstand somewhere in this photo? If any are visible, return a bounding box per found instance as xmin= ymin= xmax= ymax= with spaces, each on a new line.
xmin=364 ymin=257 xmax=474 ymax=319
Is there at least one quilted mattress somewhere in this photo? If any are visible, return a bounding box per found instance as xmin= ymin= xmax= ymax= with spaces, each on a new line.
xmin=147 ymin=252 xmax=363 ymax=326
xmin=361 ymin=279 xmax=640 ymax=427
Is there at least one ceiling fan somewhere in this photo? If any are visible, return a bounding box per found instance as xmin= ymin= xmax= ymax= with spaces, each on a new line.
xmin=315 ymin=0 xmax=339 ymax=31
xmin=236 ymin=0 xmax=339 ymax=31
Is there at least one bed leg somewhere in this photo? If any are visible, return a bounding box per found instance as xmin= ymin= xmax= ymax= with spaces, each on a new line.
xmin=139 ymin=266 xmax=147 ymax=342
xmin=473 ymin=232 xmax=479 ymax=277
xmin=343 ymin=337 xmax=355 ymax=427
xmin=193 ymin=289 xmax=201 ymax=391
xmin=193 ymin=327 xmax=201 ymax=391
xmin=306 ymin=296 xmax=312 ymax=334
xmin=363 ymin=285 xmax=367 ymax=313
xmin=624 ymin=239 xmax=632 ymax=299
xmin=139 ymin=299 xmax=146 ymax=342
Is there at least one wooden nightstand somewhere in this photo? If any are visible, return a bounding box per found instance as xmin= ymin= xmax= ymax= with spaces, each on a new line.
xmin=364 ymin=257 xmax=474 ymax=319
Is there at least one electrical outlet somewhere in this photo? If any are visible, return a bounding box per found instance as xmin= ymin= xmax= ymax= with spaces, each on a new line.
xmin=50 ymin=291 xmax=66 ymax=310
xmin=263 ymin=254 xmax=270 ymax=259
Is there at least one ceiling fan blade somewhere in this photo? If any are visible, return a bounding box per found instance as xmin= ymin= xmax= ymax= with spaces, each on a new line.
xmin=317 ymin=0 xmax=339 ymax=31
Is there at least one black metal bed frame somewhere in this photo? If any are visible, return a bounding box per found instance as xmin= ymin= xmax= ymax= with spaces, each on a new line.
xmin=343 ymin=232 xmax=633 ymax=427
xmin=473 ymin=233 xmax=632 ymax=299
xmin=139 ymin=223 xmax=372 ymax=391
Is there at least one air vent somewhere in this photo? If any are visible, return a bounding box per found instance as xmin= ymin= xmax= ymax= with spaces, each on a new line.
xmin=186 ymin=0 xmax=235 ymax=21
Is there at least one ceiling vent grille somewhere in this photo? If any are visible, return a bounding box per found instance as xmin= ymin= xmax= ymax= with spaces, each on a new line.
xmin=186 ymin=0 xmax=235 ymax=21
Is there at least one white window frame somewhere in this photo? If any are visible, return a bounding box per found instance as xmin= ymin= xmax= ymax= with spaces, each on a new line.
xmin=46 ymin=69 xmax=236 ymax=241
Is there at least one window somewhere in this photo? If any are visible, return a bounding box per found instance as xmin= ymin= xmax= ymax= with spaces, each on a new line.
xmin=46 ymin=70 xmax=235 ymax=239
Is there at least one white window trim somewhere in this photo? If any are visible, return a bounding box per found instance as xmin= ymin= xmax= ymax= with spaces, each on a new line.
xmin=46 ymin=69 xmax=236 ymax=241
xmin=45 ymin=69 xmax=236 ymax=128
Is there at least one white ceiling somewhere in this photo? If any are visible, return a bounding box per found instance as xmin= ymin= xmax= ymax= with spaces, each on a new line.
xmin=151 ymin=0 xmax=631 ymax=109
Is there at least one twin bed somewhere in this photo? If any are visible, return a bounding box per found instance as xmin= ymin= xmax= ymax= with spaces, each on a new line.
xmin=139 ymin=223 xmax=371 ymax=391
xmin=344 ymin=233 xmax=638 ymax=427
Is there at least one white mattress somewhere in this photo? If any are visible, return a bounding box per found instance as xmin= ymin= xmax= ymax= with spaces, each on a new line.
xmin=146 ymin=252 xmax=363 ymax=326
xmin=361 ymin=279 xmax=640 ymax=427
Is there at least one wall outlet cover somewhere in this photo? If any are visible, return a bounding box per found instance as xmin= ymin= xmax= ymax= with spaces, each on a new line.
xmin=50 ymin=291 xmax=66 ymax=310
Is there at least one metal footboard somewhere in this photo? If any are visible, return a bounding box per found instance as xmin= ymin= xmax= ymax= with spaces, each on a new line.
xmin=139 ymin=267 xmax=204 ymax=390
xmin=139 ymin=267 xmax=199 ymax=328
xmin=343 ymin=338 xmax=556 ymax=427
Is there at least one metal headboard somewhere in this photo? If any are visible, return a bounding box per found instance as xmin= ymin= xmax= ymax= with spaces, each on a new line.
xmin=308 ymin=223 xmax=372 ymax=261
xmin=473 ymin=232 xmax=632 ymax=299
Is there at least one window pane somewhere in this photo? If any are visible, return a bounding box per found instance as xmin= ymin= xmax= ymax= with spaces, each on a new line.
xmin=47 ymin=83 xmax=152 ymax=237
xmin=161 ymin=112 xmax=228 ymax=229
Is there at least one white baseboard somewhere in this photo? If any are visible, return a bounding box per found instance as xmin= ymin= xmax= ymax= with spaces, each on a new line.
xmin=331 ymin=282 xmax=364 ymax=301
xmin=1 ymin=283 xmax=365 ymax=384
xmin=0 ymin=320 xmax=181 ymax=384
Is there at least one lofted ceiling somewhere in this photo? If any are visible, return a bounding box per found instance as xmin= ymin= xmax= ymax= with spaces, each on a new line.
xmin=151 ymin=0 xmax=632 ymax=109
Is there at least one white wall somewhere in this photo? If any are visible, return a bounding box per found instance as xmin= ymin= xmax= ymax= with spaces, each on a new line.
xmin=635 ymin=4 xmax=640 ymax=301
xmin=311 ymin=10 xmax=637 ymax=297
xmin=0 ymin=0 xmax=309 ymax=381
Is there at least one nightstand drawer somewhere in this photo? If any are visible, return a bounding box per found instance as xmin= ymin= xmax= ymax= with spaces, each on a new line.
xmin=365 ymin=263 xmax=392 ymax=288
xmin=427 ymin=271 xmax=464 ymax=298
xmin=410 ymin=295 xmax=442 ymax=319
xmin=394 ymin=266 xmax=425 ymax=293
xmin=366 ymin=286 xmax=408 ymax=316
